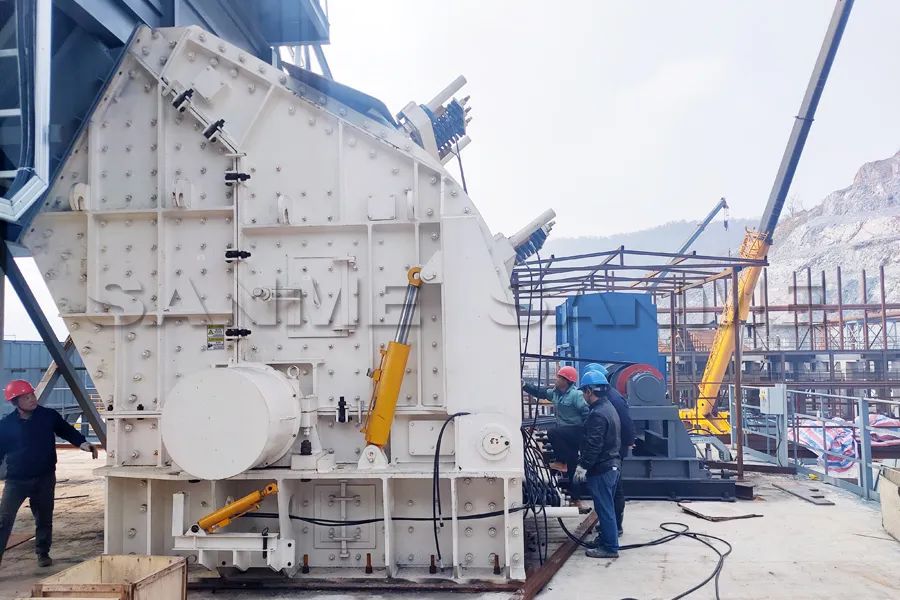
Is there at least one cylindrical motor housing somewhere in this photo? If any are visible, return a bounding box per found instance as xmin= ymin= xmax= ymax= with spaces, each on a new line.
xmin=608 ymin=363 xmax=666 ymax=406
xmin=161 ymin=363 xmax=300 ymax=479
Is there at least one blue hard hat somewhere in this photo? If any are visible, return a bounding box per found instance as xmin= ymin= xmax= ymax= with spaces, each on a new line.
xmin=584 ymin=363 xmax=608 ymax=376
xmin=579 ymin=370 xmax=609 ymax=389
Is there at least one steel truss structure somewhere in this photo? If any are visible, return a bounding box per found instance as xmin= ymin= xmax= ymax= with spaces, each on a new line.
xmin=513 ymin=247 xmax=768 ymax=495
xmin=665 ymin=265 xmax=900 ymax=419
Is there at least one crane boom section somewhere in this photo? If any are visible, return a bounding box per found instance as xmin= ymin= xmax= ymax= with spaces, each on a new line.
xmin=758 ymin=0 xmax=854 ymax=237
xmin=686 ymin=0 xmax=853 ymax=435
xmin=682 ymin=232 xmax=768 ymax=434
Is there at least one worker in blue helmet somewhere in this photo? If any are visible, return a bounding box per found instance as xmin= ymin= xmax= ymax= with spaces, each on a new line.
xmin=584 ymin=363 xmax=607 ymax=377
xmin=523 ymin=366 xmax=589 ymax=496
xmin=585 ymin=368 xmax=635 ymax=536
xmin=572 ymin=370 xmax=621 ymax=559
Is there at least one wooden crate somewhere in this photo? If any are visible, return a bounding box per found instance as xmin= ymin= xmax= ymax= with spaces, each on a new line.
xmin=30 ymin=555 xmax=186 ymax=600
xmin=882 ymin=466 xmax=900 ymax=542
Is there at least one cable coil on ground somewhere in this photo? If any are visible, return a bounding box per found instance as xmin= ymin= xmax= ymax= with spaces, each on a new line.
xmin=557 ymin=517 xmax=733 ymax=600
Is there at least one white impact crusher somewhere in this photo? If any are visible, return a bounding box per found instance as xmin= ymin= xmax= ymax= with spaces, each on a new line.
xmin=23 ymin=26 xmax=556 ymax=580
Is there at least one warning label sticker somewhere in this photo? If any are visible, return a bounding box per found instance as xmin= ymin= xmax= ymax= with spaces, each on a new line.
xmin=206 ymin=325 xmax=225 ymax=350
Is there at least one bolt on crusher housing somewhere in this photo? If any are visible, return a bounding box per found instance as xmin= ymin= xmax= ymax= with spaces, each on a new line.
xmin=22 ymin=26 xmax=555 ymax=580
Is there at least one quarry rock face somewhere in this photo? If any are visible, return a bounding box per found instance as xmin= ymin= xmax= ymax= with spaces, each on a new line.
xmin=766 ymin=149 xmax=900 ymax=308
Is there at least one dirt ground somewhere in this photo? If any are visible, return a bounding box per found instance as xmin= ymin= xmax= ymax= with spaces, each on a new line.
xmin=0 ymin=448 xmax=104 ymax=599
xmin=2 ymin=452 xmax=899 ymax=599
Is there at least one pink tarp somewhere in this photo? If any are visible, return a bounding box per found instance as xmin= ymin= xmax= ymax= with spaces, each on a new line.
xmin=788 ymin=414 xmax=900 ymax=473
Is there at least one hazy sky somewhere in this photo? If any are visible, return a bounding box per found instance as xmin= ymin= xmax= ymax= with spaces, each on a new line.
xmin=6 ymin=0 xmax=900 ymax=341
xmin=326 ymin=0 xmax=900 ymax=238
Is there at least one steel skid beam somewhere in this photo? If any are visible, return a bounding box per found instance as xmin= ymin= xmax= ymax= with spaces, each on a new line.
xmin=0 ymin=240 xmax=106 ymax=446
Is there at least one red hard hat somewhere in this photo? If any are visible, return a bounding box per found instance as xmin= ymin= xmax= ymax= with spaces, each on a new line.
xmin=5 ymin=379 xmax=35 ymax=402
xmin=557 ymin=366 xmax=578 ymax=384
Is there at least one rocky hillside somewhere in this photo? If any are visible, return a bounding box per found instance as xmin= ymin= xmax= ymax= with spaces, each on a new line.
xmin=546 ymin=149 xmax=900 ymax=310
xmin=766 ymin=149 xmax=900 ymax=305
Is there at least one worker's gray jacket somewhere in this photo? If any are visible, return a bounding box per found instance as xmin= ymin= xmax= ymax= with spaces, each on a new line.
xmin=522 ymin=383 xmax=589 ymax=426
xmin=578 ymin=397 xmax=621 ymax=475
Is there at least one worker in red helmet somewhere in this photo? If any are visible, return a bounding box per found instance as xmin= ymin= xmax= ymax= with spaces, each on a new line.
xmin=523 ymin=365 xmax=589 ymax=496
xmin=0 ymin=379 xmax=99 ymax=568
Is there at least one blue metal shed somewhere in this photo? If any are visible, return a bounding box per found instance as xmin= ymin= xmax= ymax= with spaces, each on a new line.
xmin=1 ymin=340 xmax=96 ymax=421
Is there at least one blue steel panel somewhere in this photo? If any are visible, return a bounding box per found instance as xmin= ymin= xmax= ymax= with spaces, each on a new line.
xmin=54 ymin=0 xmax=146 ymax=44
xmin=555 ymin=302 xmax=568 ymax=353
xmin=555 ymin=292 xmax=661 ymax=374
xmin=3 ymin=339 xmax=86 ymax=368
xmin=52 ymin=1 xmax=329 ymax=61
xmin=251 ymin=0 xmax=329 ymax=45
xmin=178 ymin=0 xmax=269 ymax=56
xmin=1 ymin=340 xmax=95 ymax=417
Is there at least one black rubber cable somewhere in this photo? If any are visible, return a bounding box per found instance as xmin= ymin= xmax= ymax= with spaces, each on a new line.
xmin=521 ymin=429 xmax=545 ymax=565
xmin=432 ymin=412 xmax=469 ymax=566
xmin=528 ymin=251 xmax=544 ymax=435
xmin=454 ymin=139 xmax=468 ymax=194
xmin=519 ymin=258 xmax=537 ymax=378
xmin=521 ymin=422 xmax=567 ymax=564
xmin=556 ymin=518 xmax=733 ymax=600
xmin=517 ymin=253 xmax=551 ymax=564
xmin=253 ymin=505 xmax=530 ymax=527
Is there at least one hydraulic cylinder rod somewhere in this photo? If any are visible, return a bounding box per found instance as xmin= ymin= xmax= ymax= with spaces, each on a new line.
xmin=362 ymin=267 xmax=423 ymax=448
xmin=196 ymin=482 xmax=278 ymax=533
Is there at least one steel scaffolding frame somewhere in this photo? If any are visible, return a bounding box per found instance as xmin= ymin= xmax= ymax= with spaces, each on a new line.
xmin=661 ymin=265 xmax=900 ymax=414
xmin=513 ymin=248 xmax=900 ymax=423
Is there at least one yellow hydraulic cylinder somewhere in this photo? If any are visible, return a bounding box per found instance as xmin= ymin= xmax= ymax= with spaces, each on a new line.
xmin=196 ymin=482 xmax=278 ymax=533
xmin=363 ymin=341 xmax=412 ymax=447
xmin=361 ymin=267 xmax=423 ymax=449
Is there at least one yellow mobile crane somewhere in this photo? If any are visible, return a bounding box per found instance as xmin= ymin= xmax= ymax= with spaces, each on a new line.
xmin=681 ymin=0 xmax=855 ymax=435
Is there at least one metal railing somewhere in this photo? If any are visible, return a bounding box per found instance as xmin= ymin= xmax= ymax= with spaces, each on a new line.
xmin=521 ymin=356 xmax=566 ymax=421
xmin=728 ymin=384 xmax=900 ymax=501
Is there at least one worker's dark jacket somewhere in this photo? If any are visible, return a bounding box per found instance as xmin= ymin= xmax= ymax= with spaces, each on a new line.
xmin=577 ymin=397 xmax=621 ymax=476
xmin=0 ymin=405 xmax=86 ymax=480
xmin=608 ymin=388 xmax=635 ymax=454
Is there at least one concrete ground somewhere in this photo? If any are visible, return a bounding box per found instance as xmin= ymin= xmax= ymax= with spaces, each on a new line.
xmin=2 ymin=452 xmax=898 ymax=599
xmin=543 ymin=474 xmax=900 ymax=600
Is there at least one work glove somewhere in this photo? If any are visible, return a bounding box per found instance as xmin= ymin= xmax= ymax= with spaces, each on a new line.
xmin=573 ymin=465 xmax=588 ymax=483
xmin=80 ymin=442 xmax=99 ymax=459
